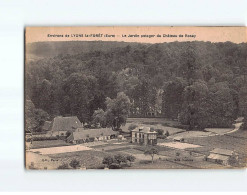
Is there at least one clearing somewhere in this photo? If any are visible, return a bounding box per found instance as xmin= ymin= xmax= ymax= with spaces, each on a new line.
xmin=158 ymin=142 xmax=202 ymax=149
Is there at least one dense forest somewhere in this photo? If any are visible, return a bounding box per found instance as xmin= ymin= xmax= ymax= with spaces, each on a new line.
xmin=25 ymin=41 xmax=247 ymax=131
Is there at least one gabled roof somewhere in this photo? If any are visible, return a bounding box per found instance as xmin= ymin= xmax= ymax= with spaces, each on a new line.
xmin=210 ymin=148 xmax=234 ymax=156
xmin=132 ymin=126 xmax=157 ymax=134
xmin=42 ymin=121 xmax=51 ymax=131
xmin=69 ymin=128 xmax=117 ymax=141
xmin=50 ymin=116 xmax=82 ymax=132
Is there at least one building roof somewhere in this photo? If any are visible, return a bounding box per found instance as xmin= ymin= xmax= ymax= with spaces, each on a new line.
xmin=207 ymin=153 xmax=229 ymax=161
xmin=132 ymin=126 xmax=157 ymax=134
xmin=42 ymin=121 xmax=52 ymax=131
xmin=50 ymin=116 xmax=82 ymax=132
xmin=69 ymin=128 xmax=118 ymax=141
xmin=210 ymin=148 xmax=234 ymax=156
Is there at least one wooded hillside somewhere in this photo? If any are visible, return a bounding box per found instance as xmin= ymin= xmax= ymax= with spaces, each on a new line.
xmin=25 ymin=41 xmax=247 ymax=131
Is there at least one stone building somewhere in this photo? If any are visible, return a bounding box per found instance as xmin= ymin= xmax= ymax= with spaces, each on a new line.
xmin=131 ymin=126 xmax=157 ymax=145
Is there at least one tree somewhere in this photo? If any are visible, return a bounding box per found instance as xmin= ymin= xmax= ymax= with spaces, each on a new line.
xmin=92 ymin=109 xmax=106 ymax=127
xmin=144 ymin=147 xmax=159 ymax=163
xmin=242 ymin=101 xmax=247 ymax=130
xmin=162 ymin=77 xmax=186 ymax=119
xmin=126 ymin=155 xmax=136 ymax=166
xmin=179 ymin=80 xmax=209 ymax=130
xmin=156 ymin=129 xmax=164 ymax=136
xmin=63 ymin=73 xmax=98 ymax=123
xmin=105 ymin=92 xmax=131 ymax=130
xmin=25 ymin=100 xmax=50 ymax=132
xmin=26 ymin=41 xmax=247 ymax=129
xmin=69 ymin=159 xmax=80 ymax=169
xmin=128 ymin=123 xmax=138 ymax=131
xmin=202 ymin=82 xmax=236 ymax=128
xmin=102 ymin=156 xmax=114 ymax=168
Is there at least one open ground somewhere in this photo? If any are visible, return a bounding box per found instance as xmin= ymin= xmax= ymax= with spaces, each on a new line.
xmin=26 ymin=118 xmax=246 ymax=169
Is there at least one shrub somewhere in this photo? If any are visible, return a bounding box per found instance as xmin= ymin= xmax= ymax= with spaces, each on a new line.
xmin=156 ymin=129 xmax=164 ymax=136
xmin=128 ymin=123 xmax=138 ymax=131
xmin=57 ymin=163 xmax=69 ymax=169
xmin=32 ymin=136 xmax=58 ymax=141
xmin=144 ymin=147 xmax=159 ymax=163
xmin=114 ymin=154 xmax=127 ymax=165
xmin=69 ymin=159 xmax=80 ymax=169
xmin=102 ymin=156 xmax=114 ymax=167
xmin=109 ymin=163 xmax=121 ymax=169
xmin=66 ymin=131 xmax=72 ymax=138
xmin=126 ymin=155 xmax=136 ymax=166
xmin=165 ymin=130 xmax=170 ymax=137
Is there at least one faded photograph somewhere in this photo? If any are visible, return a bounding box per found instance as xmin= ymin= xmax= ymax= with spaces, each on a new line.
xmin=25 ymin=27 xmax=247 ymax=170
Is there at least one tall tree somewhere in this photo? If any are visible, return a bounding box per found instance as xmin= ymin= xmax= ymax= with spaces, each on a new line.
xmin=105 ymin=92 xmax=131 ymax=130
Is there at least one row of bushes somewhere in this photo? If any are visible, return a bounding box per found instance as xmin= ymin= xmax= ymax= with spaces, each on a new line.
xmin=31 ymin=136 xmax=58 ymax=141
xmin=102 ymin=154 xmax=136 ymax=169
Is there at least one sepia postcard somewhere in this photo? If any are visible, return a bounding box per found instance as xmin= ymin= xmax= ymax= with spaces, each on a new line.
xmin=25 ymin=26 xmax=247 ymax=170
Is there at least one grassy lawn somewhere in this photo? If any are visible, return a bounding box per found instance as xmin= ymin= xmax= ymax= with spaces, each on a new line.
xmin=126 ymin=159 xmax=193 ymax=169
xmin=48 ymin=150 xmax=110 ymax=169
xmin=30 ymin=140 xmax=71 ymax=149
xmin=121 ymin=117 xmax=185 ymax=135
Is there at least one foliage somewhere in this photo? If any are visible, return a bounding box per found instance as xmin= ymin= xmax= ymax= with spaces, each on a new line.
xmin=144 ymin=147 xmax=159 ymax=163
xmin=165 ymin=130 xmax=170 ymax=137
xmin=25 ymin=100 xmax=50 ymax=132
xmin=162 ymin=77 xmax=186 ymax=119
xmin=65 ymin=131 xmax=72 ymax=138
xmin=26 ymin=41 xmax=247 ymax=130
xmin=92 ymin=109 xmax=106 ymax=128
xmin=102 ymin=156 xmax=114 ymax=167
xmin=128 ymin=123 xmax=138 ymax=131
xmin=155 ymin=129 xmax=164 ymax=136
xmin=32 ymin=136 xmax=58 ymax=141
xmin=104 ymin=92 xmax=131 ymax=130
xmin=113 ymin=154 xmax=127 ymax=165
xmin=126 ymin=155 xmax=136 ymax=166
xmin=57 ymin=163 xmax=69 ymax=169
xmin=242 ymin=101 xmax=247 ymax=130
xmin=102 ymin=154 xmax=128 ymax=168
xmin=69 ymin=159 xmax=80 ymax=169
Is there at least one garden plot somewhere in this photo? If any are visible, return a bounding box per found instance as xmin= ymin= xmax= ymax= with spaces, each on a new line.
xmin=82 ymin=141 xmax=108 ymax=147
xmin=168 ymin=131 xmax=215 ymax=139
xmin=120 ymin=149 xmax=164 ymax=161
xmin=30 ymin=145 xmax=92 ymax=155
xmin=205 ymin=128 xmax=233 ymax=135
xmin=158 ymin=142 xmax=202 ymax=150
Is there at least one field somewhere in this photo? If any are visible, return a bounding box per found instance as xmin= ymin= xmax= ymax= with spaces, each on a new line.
xmin=30 ymin=140 xmax=71 ymax=149
xmin=185 ymin=130 xmax=247 ymax=167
